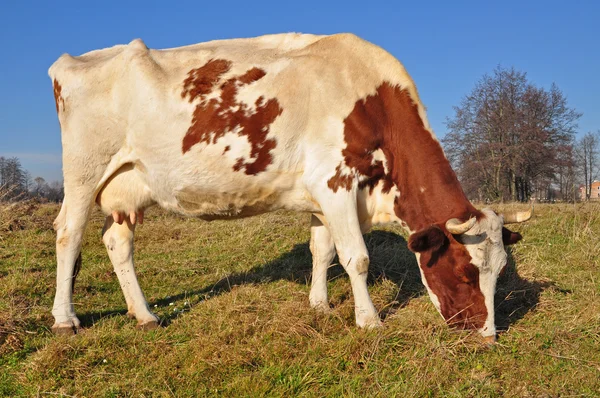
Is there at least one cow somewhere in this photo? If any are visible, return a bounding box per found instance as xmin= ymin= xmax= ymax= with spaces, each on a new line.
xmin=49 ymin=33 xmax=530 ymax=342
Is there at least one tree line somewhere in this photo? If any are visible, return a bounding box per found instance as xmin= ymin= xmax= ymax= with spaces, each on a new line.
xmin=443 ymin=66 xmax=597 ymax=202
xmin=0 ymin=156 xmax=63 ymax=202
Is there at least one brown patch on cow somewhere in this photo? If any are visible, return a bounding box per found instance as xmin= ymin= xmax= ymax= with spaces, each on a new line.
xmin=327 ymin=91 xmax=386 ymax=193
xmin=53 ymin=79 xmax=64 ymax=114
xmin=338 ymin=82 xmax=480 ymax=229
xmin=327 ymin=165 xmax=354 ymax=192
xmin=181 ymin=59 xmax=232 ymax=102
xmin=223 ymin=145 xmax=231 ymax=154
xmin=238 ymin=67 xmax=266 ymax=84
xmin=181 ymin=60 xmax=283 ymax=175
xmin=232 ymin=157 xmax=244 ymax=172
xmin=337 ymin=82 xmax=486 ymax=329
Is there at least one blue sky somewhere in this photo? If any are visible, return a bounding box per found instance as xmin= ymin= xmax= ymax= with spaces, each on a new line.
xmin=1 ymin=0 xmax=598 ymax=182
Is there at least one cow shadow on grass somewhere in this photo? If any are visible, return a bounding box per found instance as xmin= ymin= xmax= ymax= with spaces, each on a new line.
xmin=151 ymin=231 xmax=426 ymax=326
xmin=78 ymin=231 xmax=553 ymax=336
xmin=494 ymin=249 xmax=569 ymax=334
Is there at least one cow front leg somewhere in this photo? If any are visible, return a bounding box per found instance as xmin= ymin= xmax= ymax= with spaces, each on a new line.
xmin=309 ymin=214 xmax=336 ymax=312
xmin=311 ymin=188 xmax=381 ymax=328
xmin=102 ymin=215 xmax=159 ymax=330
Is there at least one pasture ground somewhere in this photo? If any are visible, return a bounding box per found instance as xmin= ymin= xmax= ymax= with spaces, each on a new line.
xmin=1 ymin=201 xmax=599 ymax=397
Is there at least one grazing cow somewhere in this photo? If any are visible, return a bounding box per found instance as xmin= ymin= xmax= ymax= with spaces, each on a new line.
xmin=49 ymin=33 xmax=529 ymax=342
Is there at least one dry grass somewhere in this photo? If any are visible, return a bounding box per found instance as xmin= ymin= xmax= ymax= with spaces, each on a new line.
xmin=1 ymin=201 xmax=599 ymax=396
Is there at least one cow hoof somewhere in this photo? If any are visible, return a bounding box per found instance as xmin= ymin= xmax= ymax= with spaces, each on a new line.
xmin=482 ymin=335 xmax=497 ymax=345
xmin=365 ymin=320 xmax=383 ymax=329
xmin=126 ymin=311 xmax=136 ymax=319
xmin=136 ymin=320 xmax=160 ymax=331
xmin=310 ymin=302 xmax=332 ymax=314
xmin=51 ymin=322 xmax=81 ymax=335
xmin=357 ymin=317 xmax=383 ymax=329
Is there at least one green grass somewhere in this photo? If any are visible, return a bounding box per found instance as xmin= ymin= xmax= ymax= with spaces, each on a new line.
xmin=1 ymin=201 xmax=599 ymax=396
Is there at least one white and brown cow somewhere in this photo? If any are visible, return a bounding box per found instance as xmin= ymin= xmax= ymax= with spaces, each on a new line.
xmin=49 ymin=33 xmax=529 ymax=342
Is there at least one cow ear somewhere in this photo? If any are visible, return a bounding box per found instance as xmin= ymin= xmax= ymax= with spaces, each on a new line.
xmin=502 ymin=227 xmax=522 ymax=245
xmin=408 ymin=225 xmax=447 ymax=253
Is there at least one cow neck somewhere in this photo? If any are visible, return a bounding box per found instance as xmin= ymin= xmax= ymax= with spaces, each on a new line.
xmin=377 ymin=83 xmax=479 ymax=232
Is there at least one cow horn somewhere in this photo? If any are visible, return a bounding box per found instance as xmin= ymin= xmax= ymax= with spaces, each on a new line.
xmin=502 ymin=199 xmax=534 ymax=224
xmin=445 ymin=217 xmax=477 ymax=234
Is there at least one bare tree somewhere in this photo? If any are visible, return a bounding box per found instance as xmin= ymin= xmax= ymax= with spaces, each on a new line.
xmin=555 ymin=144 xmax=577 ymax=202
xmin=576 ymin=131 xmax=600 ymax=200
xmin=33 ymin=176 xmax=48 ymax=197
xmin=46 ymin=180 xmax=64 ymax=202
xmin=0 ymin=156 xmax=28 ymax=200
xmin=30 ymin=176 xmax=64 ymax=202
xmin=23 ymin=170 xmax=32 ymax=192
xmin=443 ymin=66 xmax=581 ymax=202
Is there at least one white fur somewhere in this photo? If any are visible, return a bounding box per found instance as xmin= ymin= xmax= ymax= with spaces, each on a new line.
xmin=460 ymin=208 xmax=509 ymax=337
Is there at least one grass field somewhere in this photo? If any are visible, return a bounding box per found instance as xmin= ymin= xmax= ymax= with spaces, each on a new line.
xmin=1 ymin=201 xmax=599 ymax=397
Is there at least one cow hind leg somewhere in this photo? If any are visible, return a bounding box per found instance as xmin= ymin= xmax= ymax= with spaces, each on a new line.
xmin=309 ymin=214 xmax=336 ymax=313
xmin=310 ymin=186 xmax=381 ymax=328
xmin=102 ymin=216 xmax=159 ymax=330
xmin=52 ymin=197 xmax=91 ymax=334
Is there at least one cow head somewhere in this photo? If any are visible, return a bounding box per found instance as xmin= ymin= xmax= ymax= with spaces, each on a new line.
xmin=407 ymin=207 xmax=530 ymax=342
